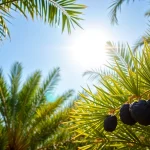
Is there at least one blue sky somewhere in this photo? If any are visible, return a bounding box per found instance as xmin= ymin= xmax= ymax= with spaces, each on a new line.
xmin=0 ymin=0 xmax=149 ymax=97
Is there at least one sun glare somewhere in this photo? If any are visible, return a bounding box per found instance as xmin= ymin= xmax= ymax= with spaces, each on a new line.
xmin=70 ymin=29 xmax=110 ymax=69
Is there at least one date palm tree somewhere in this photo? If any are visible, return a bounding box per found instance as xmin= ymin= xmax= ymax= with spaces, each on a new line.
xmin=0 ymin=62 xmax=76 ymax=150
xmin=70 ymin=42 xmax=150 ymax=149
xmin=0 ymin=0 xmax=86 ymax=41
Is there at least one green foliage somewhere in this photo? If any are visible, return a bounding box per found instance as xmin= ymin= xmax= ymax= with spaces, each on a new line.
xmin=70 ymin=42 xmax=150 ymax=149
xmin=108 ymin=0 xmax=138 ymax=25
xmin=0 ymin=0 xmax=86 ymax=41
xmin=108 ymin=0 xmax=150 ymax=49
xmin=134 ymin=28 xmax=150 ymax=50
xmin=0 ymin=62 xmax=78 ymax=149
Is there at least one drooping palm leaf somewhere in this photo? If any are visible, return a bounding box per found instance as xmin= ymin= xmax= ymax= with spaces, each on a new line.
xmin=108 ymin=0 xmax=137 ymax=25
xmin=0 ymin=0 xmax=86 ymax=41
xmin=134 ymin=28 xmax=150 ymax=50
xmin=108 ymin=0 xmax=150 ymax=49
xmin=83 ymin=68 xmax=117 ymax=82
xmin=108 ymin=0 xmax=126 ymax=24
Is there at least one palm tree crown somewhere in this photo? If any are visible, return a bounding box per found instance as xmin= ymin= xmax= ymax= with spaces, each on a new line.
xmin=70 ymin=42 xmax=150 ymax=150
xmin=0 ymin=62 xmax=74 ymax=150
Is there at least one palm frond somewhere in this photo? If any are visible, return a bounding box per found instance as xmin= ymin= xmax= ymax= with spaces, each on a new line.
xmin=0 ymin=15 xmax=10 ymax=41
xmin=30 ymin=108 xmax=71 ymax=149
xmin=17 ymin=71 xmax=41 ymax=123
xmin=34 ymin=67 xmax=60 ymax=105
xmin=0 ymin=0 xmax=86 ymax=40
xmin=134 ymin=28 xmax=150 ymax=50
xmin=27 ymin=89 xmax=74 ymax=131
xmin=108 ymin=0 xmax=126 ymax=25
xmin=41 ymin=67 xmax=60 ymax=95
xmin=145 ymin=9 xmax=150 ymax=17
xmin=83 ymin=68 xmax=101 ymax=81
xmin=106 ymin=41 xmax=136 ymax=73
xmin=108 ymin=0 xmax=136 ymax=24
xmin=83 ymin=68 xmax=116 ymax=82
xmin=9 ymin=62 xmax=22 ymax=117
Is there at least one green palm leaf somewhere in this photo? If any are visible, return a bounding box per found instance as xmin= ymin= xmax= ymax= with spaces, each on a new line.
xmin=108 ymin=0 xmax=136 ymax=25
xmin=134 ymin=28 xmax=150 ymax=50
xmin=0 ymin=0 xmax=86 ymax=41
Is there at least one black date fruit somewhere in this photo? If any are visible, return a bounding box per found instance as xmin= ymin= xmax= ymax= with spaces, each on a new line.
xmin=104 ymin=115 xmax=117 ymax=132
xmin=120 ymin=104 xmax=136 ymax=125
xmin=130 ymin=100 xmax=150 ymax=126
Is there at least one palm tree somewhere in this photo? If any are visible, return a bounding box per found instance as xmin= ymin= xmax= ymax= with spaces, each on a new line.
xmin=70 ymin=42 xmax=150 ymax=149
xmin=0 ymin=62 xmax=77 ymax=150
xmin=0 ymin=0 xmax=86 ymax=41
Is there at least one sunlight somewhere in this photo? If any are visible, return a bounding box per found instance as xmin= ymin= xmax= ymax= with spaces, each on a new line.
xmin=70 ymin=29 xmax=110 ymax=69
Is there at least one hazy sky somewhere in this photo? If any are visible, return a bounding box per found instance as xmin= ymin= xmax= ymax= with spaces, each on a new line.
xmin=0 ymin=0 xmax=149 ymax=97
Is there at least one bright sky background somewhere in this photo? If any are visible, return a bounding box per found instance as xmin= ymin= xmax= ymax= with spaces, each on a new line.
xmin=0 ymin=0 xmax=149 ymax=98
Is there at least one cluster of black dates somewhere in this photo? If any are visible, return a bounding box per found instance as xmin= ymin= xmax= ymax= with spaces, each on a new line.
xmin=104 ymin=100 xmax=150 ymax=132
